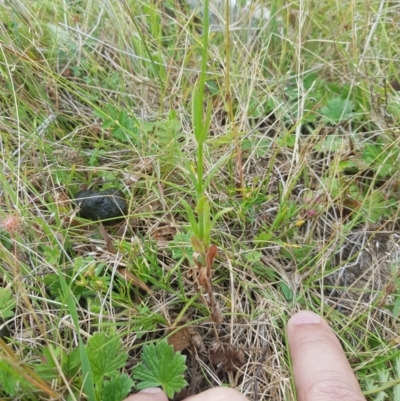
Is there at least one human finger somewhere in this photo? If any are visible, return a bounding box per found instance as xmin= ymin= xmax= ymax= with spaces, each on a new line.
xmin=288 ymin=310 xmax=366 ymax=401
xmin=183 ymin=387 xmax=248 ymax=401
xmin=124 ymin=388 xmax=168 ymax=401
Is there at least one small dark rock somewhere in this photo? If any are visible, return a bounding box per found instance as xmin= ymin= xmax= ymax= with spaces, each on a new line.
xmin=74 ymin=188 xmax=128 ymax=225
xmin=390 ymin=78 xmax=400 ymax=91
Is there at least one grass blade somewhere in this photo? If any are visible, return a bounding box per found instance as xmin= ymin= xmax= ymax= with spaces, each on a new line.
xmin=58 ymin=272 xmax=96 ymax=401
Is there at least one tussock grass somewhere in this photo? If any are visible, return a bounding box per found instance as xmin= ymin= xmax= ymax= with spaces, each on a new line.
xmin=1 ymin=0 xmax=400 ymax=400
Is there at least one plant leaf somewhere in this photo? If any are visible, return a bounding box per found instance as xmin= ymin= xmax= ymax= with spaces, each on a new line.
xmin=58 ymin=270 xmax=96 ymax=401
xmin=0 ymin=361 xmax=20 ymax=396
xmin=102 ymin=374 xmax=134 ymax=401
xmin=132 ymin=340 xmax=187 ymax=398
xmin=181 ymin=199 xmax=200 ymax=237
xmin=0 ymin=288 xmax=16 ymax=320
xmin=169 ymin=232 xmax=195 ymax=264
xmin=209 ymin=207 xmax=234 ymax=232
xmin=62 ymin=347 xmax=81 ymax=379
xmin=203 ymin=152 xmax=231 ymax=190
xmin=87 ymin=332 xmax=127 ymax=381
xmin=320 ymin=98 xmax=353 ymax=124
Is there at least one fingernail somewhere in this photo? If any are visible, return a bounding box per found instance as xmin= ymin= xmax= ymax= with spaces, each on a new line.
xmin=140 ymin=388 xmax=162 ymax=394
xmin=291 ymin=311 xmax=321 ymax=325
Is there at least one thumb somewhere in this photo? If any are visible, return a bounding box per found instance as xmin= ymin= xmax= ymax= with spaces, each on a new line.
xmin=287 ymin=311 xmax=366 ymax=401
xmin=124 ymin=388 xmax=168 ymax=401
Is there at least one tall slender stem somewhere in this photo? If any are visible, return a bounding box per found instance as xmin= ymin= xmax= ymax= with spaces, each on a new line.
xmin=197 ymin=143 xmax=203 ymax=197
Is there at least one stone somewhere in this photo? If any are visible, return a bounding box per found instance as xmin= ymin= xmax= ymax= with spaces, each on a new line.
xmin=74 ymin=188 xmax=127 ymax=225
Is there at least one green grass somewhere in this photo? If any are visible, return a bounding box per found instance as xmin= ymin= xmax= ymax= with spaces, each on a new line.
xmin=1 ymin=0 xmax=400 ymax=400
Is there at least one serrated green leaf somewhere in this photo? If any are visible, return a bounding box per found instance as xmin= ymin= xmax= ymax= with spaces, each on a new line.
xmin=62 ymin=347 xmax=81 ymax=378
xmin=0 ymin=288 xmax=16 ymax=320
xmin=314 ymin=135 xmax=345 ymax=152
xmin=87 ymin=332 xmax=127 ymax=381
xmin=102 ymin=374 xmax=134 ymax=401
xmin=321 ymin=98 xmax=353 ymax=124
xmin=132 ymin=340 xmax=187 ymax=398
xmin=0 ymin=362 xmax=19 ymax=395
xmin=34 ymin=364 xmax=59 ymax=381
xmin=253 ymin=231 xmax=274 ymax=245
xmin=112 ymin=127 xmax=129 ymax=143
xmin=169 ymin=232 xmax=194 ymax=264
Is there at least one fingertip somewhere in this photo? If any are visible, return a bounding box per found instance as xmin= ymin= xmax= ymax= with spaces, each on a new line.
xmin=183 ymin=387 xmax=248 ymax=401
xmin=287 ymin=310 xmax=365 ymax=401
xmin=124 ymin=388 xmax=168 ymax=401
xmin=288 ymin=310 xmax=322 ymax=326
xmin=140 ymin=388 xmax=163 ymax=394
xmin=287 ymin=310 xmax=340 ymax=351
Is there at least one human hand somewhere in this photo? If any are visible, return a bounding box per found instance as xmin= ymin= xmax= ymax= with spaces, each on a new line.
xmin=124 ymin=310 xmax=366 ymax=401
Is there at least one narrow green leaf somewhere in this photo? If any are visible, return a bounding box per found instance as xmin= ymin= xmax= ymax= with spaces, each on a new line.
xmin=203 ymin=152 xmax=231 ymax=190
xmin=181 ymin=199 xmax=200 ymax=237
xmin=191 ymin=236 xmax=204 ymax=254
xmin=184 ymin=160 xmax=198 ymax=189
xmin=279 ymin=282 xmax=293 ymax=301
xmin=209 ymin=207 xmax=234 ymax=232
xmin=196 ymin=196 xmax=207 ymax=239
xmin=203 ymin=100 xmax=213 ymax=139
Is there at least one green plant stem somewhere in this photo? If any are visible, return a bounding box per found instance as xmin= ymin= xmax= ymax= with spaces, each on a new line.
xmin=169 ymin=293 xmax=201 ymax=329
xmin=197 ymin=142 xmax=204 ymax=197
xmin=193 ymin=0 xmax=210 ymax=242
xmin=198 ymin=196 xmax=205 ymax=247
